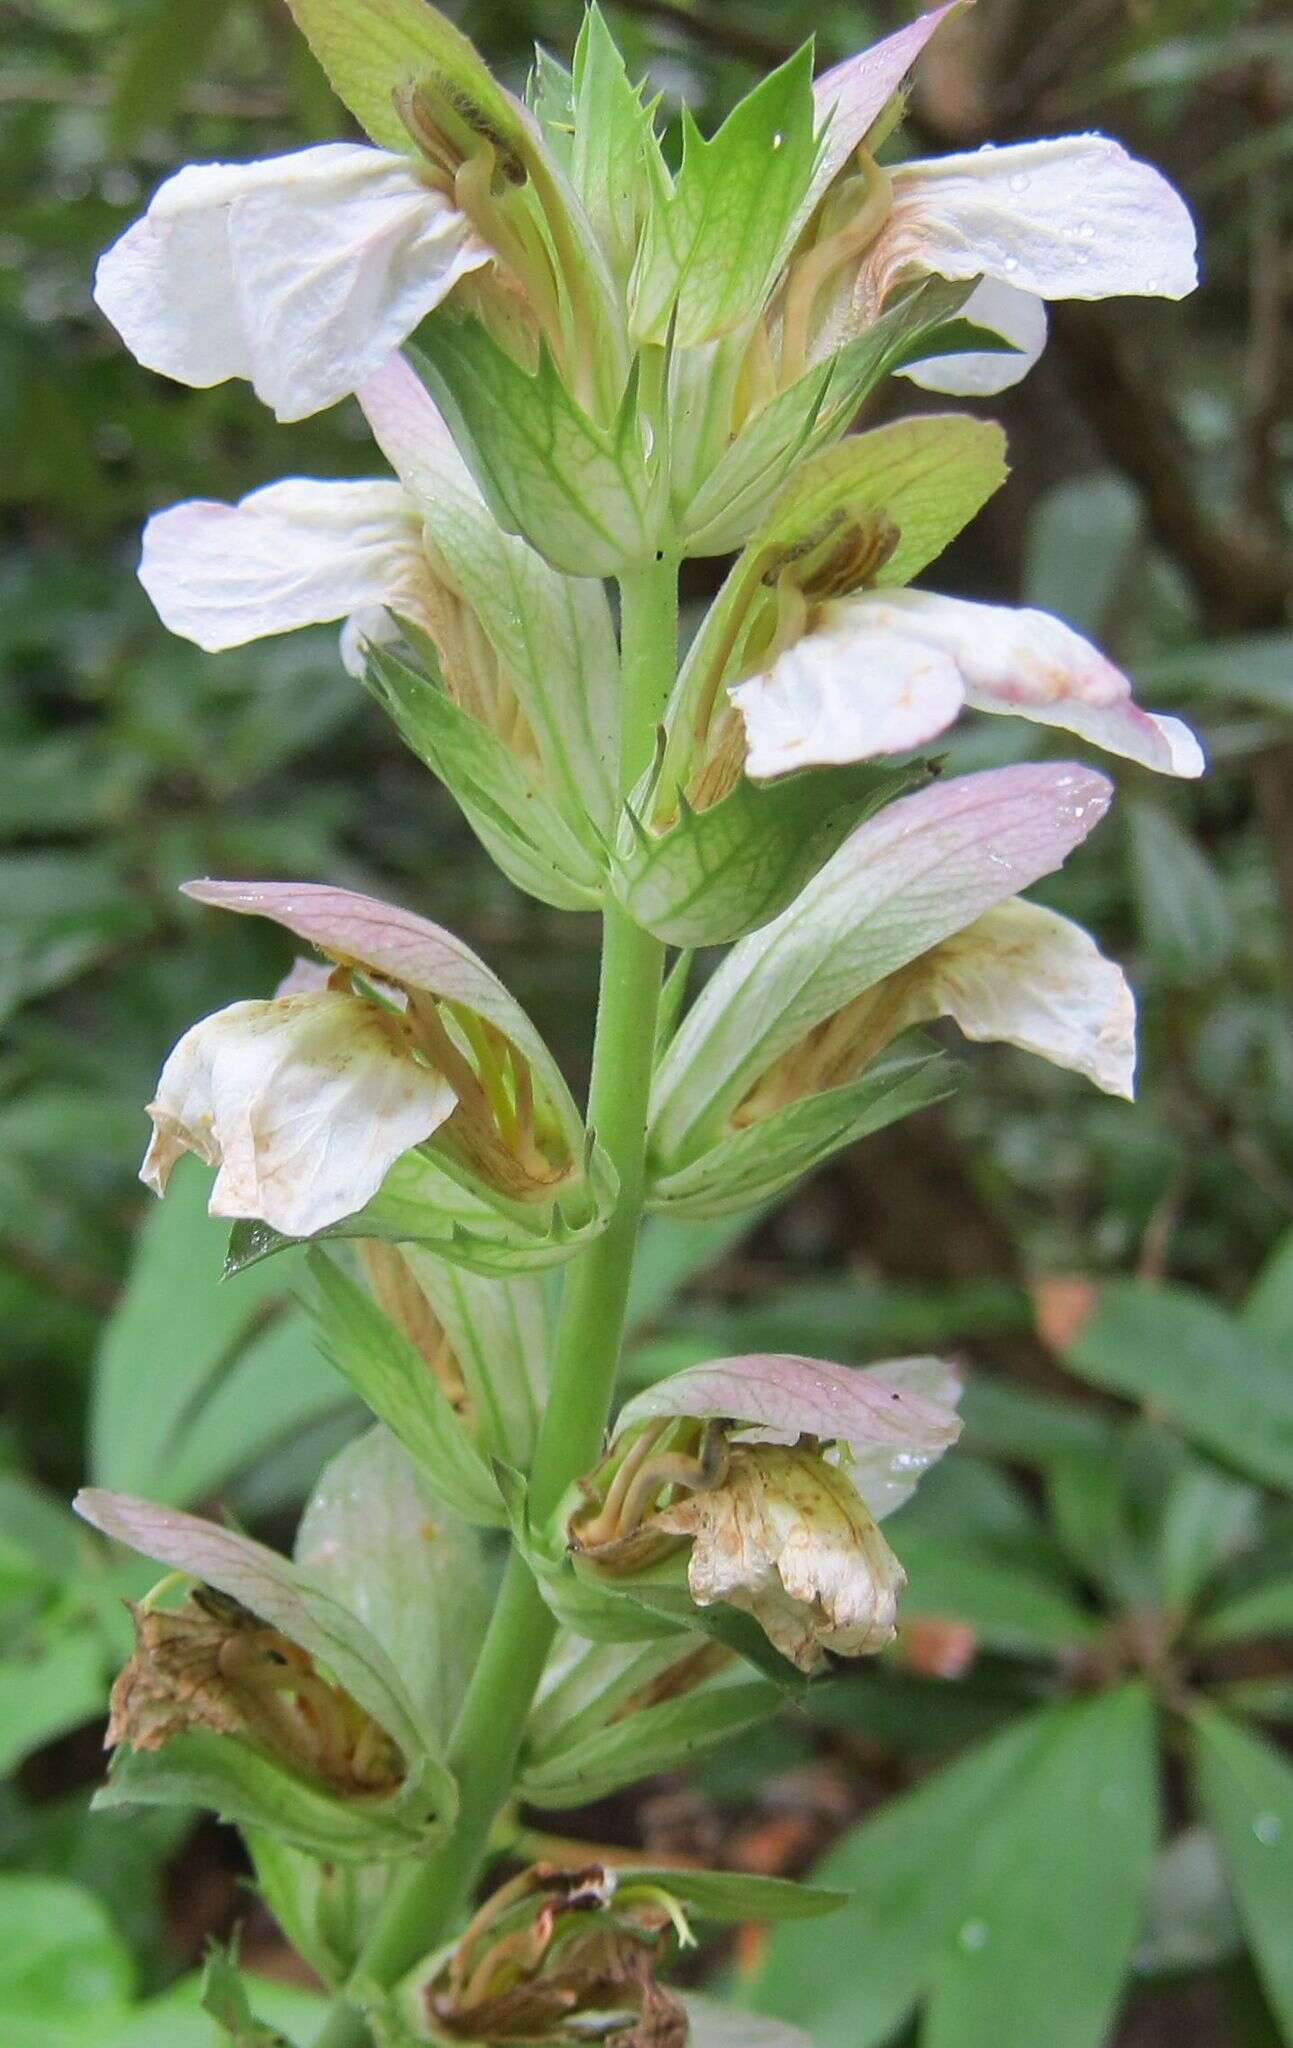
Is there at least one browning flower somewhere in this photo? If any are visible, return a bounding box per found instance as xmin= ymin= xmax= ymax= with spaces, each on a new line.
xmin=109 ymin=1585 xmax=403 ymax=1797
xmin=569 ymin=1353 xmax=960 ymax=1672
xmin=420 ymin=1864 xmax=687 ymax=2047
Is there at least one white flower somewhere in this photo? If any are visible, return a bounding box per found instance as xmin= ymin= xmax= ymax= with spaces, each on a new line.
xmin=94 ymin=144 xmax=487 ymax=421
xmin=832 ymin=896 xmax=1138 ymax=1101
xmin=859 ymin=135 xmax=1198 ymax=396
xmin=657 ymin=1445 xmax=906 ymax=1670
xmin=730 ymin=588 xmax=1204 ymax=780
xmin=142 ymin=991 xmax=457 ymax=1238
xmin=592 ymin=1351 xmax=963 ymax=1671
xmin=138 ymin=479 xmax=433 ymax=664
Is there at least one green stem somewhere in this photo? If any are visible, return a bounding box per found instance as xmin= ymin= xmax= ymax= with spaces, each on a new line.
xmin=313 ymin=556 xmax=678 ymax=2048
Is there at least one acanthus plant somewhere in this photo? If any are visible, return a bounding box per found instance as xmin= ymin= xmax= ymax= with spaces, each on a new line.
xmin=78 ymin=1 xmax=1200 ymax=2043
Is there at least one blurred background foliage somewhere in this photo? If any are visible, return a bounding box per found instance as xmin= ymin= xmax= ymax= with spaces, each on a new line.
xmin=1 ymin=0 xmax=1291 ymax=2043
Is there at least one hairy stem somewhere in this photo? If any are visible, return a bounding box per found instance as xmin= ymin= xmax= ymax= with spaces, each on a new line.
xmin=313 ymin=556 xmax=678 ymax=2047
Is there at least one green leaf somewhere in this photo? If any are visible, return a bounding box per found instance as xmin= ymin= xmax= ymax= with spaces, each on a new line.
xmin=753 ymin=1709 xmax=1058 ymax=2045
xmin=1194 ymin=1709 xmax=1293 ymax=2036
xmin=1064 ymin=1281 xmax=1293 ymax=1493
xmin=91 ymin=1159 xmax=342 ymax=1507
xmin=305 ymin=1253 xmax=505 ymax=1526
xmin=647 ymin=1050 xmax=957 ymax=1218
xmin=757 ymin=413 xmax=1008 ymax=583
xmin=625 ymin=1211 xmax=765 ymax=1331
xmin=677 ymin=277 xmax=976 ymax=556
xmin=630 ymin=46 xmax=817 ymax=347
xmin=95 ymin=1731 xmax=442 ymax=1865
xmin=0 ymin=853 xmax=147 ymax=1027
xmin=617 ymin=762 xmax=922 ymax=948
xmin=570 ymin=6 xmax=656 ymax=282
xmin=109 ymin=0 xmax=237 ymax=150
xmin=1135 ymin=1826 xmax=1244 ymax=1977
xmin=363 ymin=644 xmax=604 ymax=911
xmin=1126 ymin=800 xmax=1234 ymax=985
xmin=922 ymin=1685 xmax=1159 ymax=2048
xmin=1135 ymin=635 xmax=1293 ymax=719
xmin=1244 ymin=1229 xmax=1293 ymax=1346
xmin=279 ymin=0 xmax=526 ymax=160
xmin=295 ymin=1426 xmax=493 ymax=1746
xmin=516 ymin=1677 xmax=782 ymax=1808
xmin=227 ymin=1136 xmax=617 ymax=1282
xmin=0 ymin=1874 xmax=134 ymax=2029
xmin=1023 ymin=474 xmax=1143 ymax=639
xmin=1198 ymin=1575 xmax=1293 ymax=1646
xmin=201 ymin=1951 xmax=287 ymax=2047
xmin=408 ymin=328 xmax=662 ymax=577
xmin=0 ymin=1630 xmax=109 ymax=1775
xmin=400 ymin=1246 xmax=550 ymax=1469
xmin=616 ymin=1867 xmax=847 ymax=1923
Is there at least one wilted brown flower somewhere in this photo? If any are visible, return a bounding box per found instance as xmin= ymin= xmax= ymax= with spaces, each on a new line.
xmin=108 ymin=1586 xmax=403 ymax=1796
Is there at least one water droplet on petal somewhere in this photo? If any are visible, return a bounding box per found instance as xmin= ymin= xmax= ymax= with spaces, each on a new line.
xmin=1078 ymin=221 xmax=1096 ymax=239
xmin=959 ymin=1920 xmax=989 ymax=1952
xmin=1254 ymin=1812 xmax=1283 ymax=1846
xmin=1003 ymin=256 xmax=1020 ymax=274
xmin=1009 ymin=172 xmax=1028 ymax=194
xmin=1143 ymin=275 xmax=1160 ymax=292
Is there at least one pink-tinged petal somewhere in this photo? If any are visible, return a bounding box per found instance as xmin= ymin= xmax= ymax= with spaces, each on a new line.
xmin=95 ymin=145 xmax=487 ymax=422
xmin=807 ymin=3 xmax=964 ymax=212
xmin=138 ymin=480 xmax=426 ymax=653
xmin=899 ymin=274 xmax=1047 ymax=395
xmin=650 ymin=763 xmax=1115 ymax=1158
xmin=849 ymin=1357 xmax=964 ymax=1517
xmin=861 ymin=591 xmax=1205 ymax=776
xmin=859 ymin=134 xmax=1197 ymax=322
xmin=357 ymin=351 xmax=482 ymax=516
xmin=180 ymin=880 xmax=583 ymax=1155
xmin=140 ymin=992 xmax=456 ymax=1237
xmin=73 ymin=1489 xmax=421 ymax=1755
xmin=889 ymin=898 xmax=1137 ymax=1099
xmin=616 ymin=1353 xmax=961 ymax=1456
xmin=731 ymin=622 xmax=966 ymax=779
xmin=184 ymin=880 xmax=511 ymax=1016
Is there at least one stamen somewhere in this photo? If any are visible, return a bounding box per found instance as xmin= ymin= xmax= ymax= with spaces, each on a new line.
xmin=778 ymin=156 xmax=893 ymax=389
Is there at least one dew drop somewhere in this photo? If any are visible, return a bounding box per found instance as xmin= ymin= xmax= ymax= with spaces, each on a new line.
xmin=1003 ymin=256 xmax=1019 ymax=273
xmin=959 ymin=1919 xmax=989 ymax=1952
xmin=1009 ymin=172 xmax=1028 ymax=194
xmin=1078 ymin=221 xmax=1096 ymax=239
xmin=1254 ymin=1812 xmax=1283 ymax=1846
xmin=1143 ymin=275 xmax=1159 ymax=292
xmin=772 ymin=132 xmax=784 ymax=150
xmin=979 ymin=141 xmax=997 ymax=153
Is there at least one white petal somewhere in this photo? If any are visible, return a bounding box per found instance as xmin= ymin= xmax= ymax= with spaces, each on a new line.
xmin=862 ymin=134 xmax=1197 ymax=317
xmin=95 ymin=145 xmax=488 ymax=422
xmin=140 ymin=991 xmax=456 ymax=1237
xmin=731 ymin=618 xmax=966 ymax=780
xmin=846 ymin=1357 xmax=964 ymax=1519
xmin=863 ymin=589 xmax=1205 ymax=776
xmin=357 ymin=351 xmax=483 ymax=515
xmin=900 ymin=274 xmax=1048 ymax=395
xmin=139 ymin=479 xmax=427 ymax=652
xmin=891 ymin=896 xmax=1138 ymax=1099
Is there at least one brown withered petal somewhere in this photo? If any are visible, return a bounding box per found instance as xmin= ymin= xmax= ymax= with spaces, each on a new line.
xmin=107 ymin=1593 xmax=402 ymax=1796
